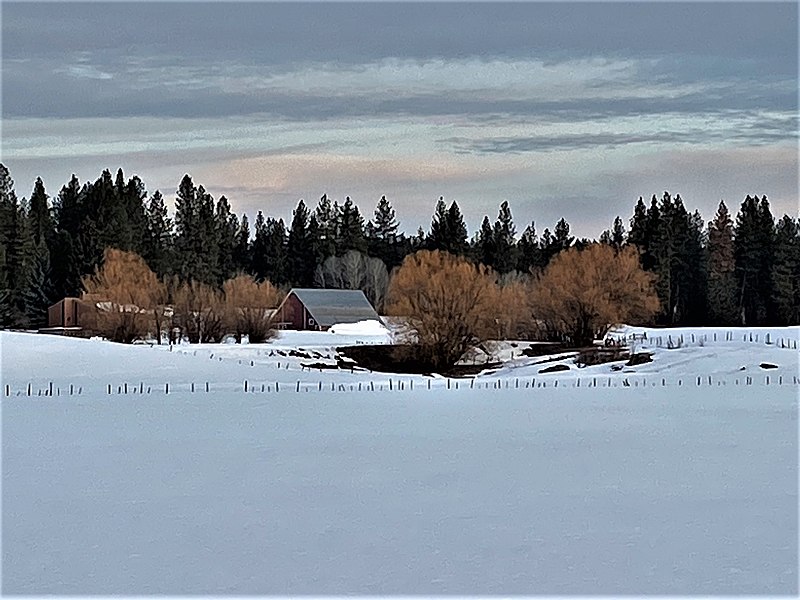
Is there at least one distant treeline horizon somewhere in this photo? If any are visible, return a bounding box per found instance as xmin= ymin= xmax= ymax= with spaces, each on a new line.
xmin=0 ymin=163 xmax=797 ymax=330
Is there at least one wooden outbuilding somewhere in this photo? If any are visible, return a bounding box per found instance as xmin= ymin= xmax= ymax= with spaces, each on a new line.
xmin=272 ymin=288 xmax=382 ymax=331
xmin=41 ymin=297 xmax=98 ymax=336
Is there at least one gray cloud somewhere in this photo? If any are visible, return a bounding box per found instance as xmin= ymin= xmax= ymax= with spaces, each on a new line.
xmin=4 ymin=3 xmax=796 ymax=65
xmin=2 ymin=2 xmax=796 ymax=238
xmin=3 ymin=3 xmax=797 ymax=122
xmin=444 ymin=116 xmax=799 ymax=155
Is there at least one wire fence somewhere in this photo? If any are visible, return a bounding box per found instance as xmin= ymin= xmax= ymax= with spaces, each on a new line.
xmin=5 ymin=372 xmax=799 ymax=399
xmin=611 ymin=330 xmax=799 ymax=350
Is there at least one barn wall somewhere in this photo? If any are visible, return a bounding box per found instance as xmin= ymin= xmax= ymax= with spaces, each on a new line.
xmin=276 ymin=293 xmax=303 ymax=330
xmin=277 ymin=293 xmax=324 ymax=330
xmin=47 ymin=301 xmax=63 ymax=328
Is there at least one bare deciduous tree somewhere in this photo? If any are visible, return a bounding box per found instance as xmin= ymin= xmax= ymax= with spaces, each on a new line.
xmin=313 ymin=250 xmax=388 ymax=312
xmin=386 ymin=250 xmax=498 ymax=371
xmin=222 ymin=274 xmax=282 ymax=343
xmin=530 ymin=243 xmax=660 ymax=346
xmin=172 ymin=280 xmax=226 ymax=343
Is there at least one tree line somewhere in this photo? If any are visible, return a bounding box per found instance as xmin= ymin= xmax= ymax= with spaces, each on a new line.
xmin=0 ymin=163 xmax=798 ymax=330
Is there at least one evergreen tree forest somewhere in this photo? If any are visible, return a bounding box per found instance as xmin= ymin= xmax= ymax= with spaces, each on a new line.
xmin=0 ymin=163 xmax=798 ymax=329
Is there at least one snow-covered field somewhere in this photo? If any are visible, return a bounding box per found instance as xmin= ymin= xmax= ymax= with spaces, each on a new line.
xmin=1 ymin=326 xmax=798 ymax=594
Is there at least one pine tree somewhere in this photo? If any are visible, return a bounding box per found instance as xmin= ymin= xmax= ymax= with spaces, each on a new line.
xmin=28 ymin=177 xmax=53 ymax=248
xmin=682 ymin=209 xmax=708 ymax=325
xmin=427 ymin=197 xmax=450 ymax=252
xmin=475 ymin=216 xmax=497 ymax=268
xmin=0 ymin=244 xmax=13 ymax=327
xmin=757 ymin=196 xmax=776 ymax=322
xmin=23 ymin=243 xmax=54 ymax=329
xmin=215 ymin=195 xmax=239 ymax=282
xmin=445 ymin=201 xmax=469 ymax=256
xmin=493 ymin=200 xmax=517 ymax=273
xmin=95 ymin=168 xmax=131 ymax=251
xmin=707 ymin=201 xmax=737 ymax=324
xmin=232 ymin=213 xmax=252 ymax=274
xmin=174 ymin=176 xmax=220 ymax=285
xmin=72 ymin=177 xmax=103 ymax=274
xmin=251 ymin=211 xmax=269 ymax=282
xmin=51 ymin=175 xmax=87 ymax=297
xmin=143 ymin=190 xmax=174 ymax=278
xmin=49 ymin=230 xmax=81 ymax=300
xmin=0 ymin=164 xmax=31 ymax=325
xmin=121 ymin=174 xmax=148 ymax=254
xmin=652 ymin=192 xmax=683 ymax=323
xmin=287 ymin=199 xmax=314 ymax=286
xmin=628 ymin=197 xmax=648 ymax=258
xmin=611 ymin=216 xmax=626 ymax=250
xmin=338 ymin=196 xmax=366 ymax=254
xmin=263 ymin=217 xmax=288 ymax=286
xmin=313 ymin=194 xmax=338 ymax=261
xmin=541 ymin=218 xmax=573 ymax=265
xmin=734 ymin=195 xmax=774 ymax=325
xmin=642 ymin=195 xmax=662 ymax=273
xmin=174 ymin=174 xmax=197 ymax=280
xmin=196 ymin=185 xmax=221 ymax=284
xmin=516 ymin=221 xmax=542 ymax=274
xmin=771 ymin=215 xmax=799 ymax=325
xmin=366 ymin=195 xmax=404 ymax=269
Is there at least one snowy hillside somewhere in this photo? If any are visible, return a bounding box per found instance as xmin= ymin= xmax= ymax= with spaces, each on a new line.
xmin=1 ymin=328 xmax=797 ymax=594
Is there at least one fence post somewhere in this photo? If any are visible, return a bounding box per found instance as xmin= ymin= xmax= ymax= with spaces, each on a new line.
xmin=166 ymin=383 xmax=169 ymax=394
xmin=108 ymin=384 xmax=112 ymax=395
xmin=244 ymin=380 xmax=248 ymax=393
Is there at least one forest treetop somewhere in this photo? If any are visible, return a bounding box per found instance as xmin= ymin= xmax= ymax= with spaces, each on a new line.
xmin=0 ymin=164 xmax=797 ymax=331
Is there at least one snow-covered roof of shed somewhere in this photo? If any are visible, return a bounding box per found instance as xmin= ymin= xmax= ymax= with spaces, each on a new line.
xmin=289 ymin=288 xmax=382 ymax=327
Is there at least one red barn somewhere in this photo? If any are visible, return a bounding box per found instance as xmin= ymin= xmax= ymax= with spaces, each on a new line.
xmin=273 ymin=288 xmax=382 ymax=331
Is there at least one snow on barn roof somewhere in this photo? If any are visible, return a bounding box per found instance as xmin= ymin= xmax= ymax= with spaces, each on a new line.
xmin=289 ymin=288 xmax=382 ymax=327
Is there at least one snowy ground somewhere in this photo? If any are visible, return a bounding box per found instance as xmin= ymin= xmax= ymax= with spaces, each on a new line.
xmin=1 ymin=327 xmax=798 ymax=594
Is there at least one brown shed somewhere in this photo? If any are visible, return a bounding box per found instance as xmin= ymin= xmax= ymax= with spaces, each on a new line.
xmin=273 ymin=288 xmax=382 ymax=331
xmin=42 ymin=297 xmax=98 ymax=336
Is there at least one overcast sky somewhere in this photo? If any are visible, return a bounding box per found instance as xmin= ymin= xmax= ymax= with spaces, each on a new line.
xmin=2 ymin=2 xmax=797 ymax=237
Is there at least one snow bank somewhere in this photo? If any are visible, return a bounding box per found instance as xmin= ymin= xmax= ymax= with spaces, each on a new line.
xmin=328 ymin=319 xmax=391 ymax=338
xmin=1 ymin=329 xmax=798 ymax=594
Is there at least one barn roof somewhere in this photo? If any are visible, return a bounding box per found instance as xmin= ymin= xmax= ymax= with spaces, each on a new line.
xmin=289 ymin=288 xmax=381 ymax=327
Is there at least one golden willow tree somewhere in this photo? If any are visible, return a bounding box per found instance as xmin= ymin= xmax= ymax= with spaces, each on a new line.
xmin=386 ymin=250 xmax=499 ymax=371
xmin=530 ymin=243 xmax=660 ymax=346
xmin=81 ymin=248 xmax=164 ymax=343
